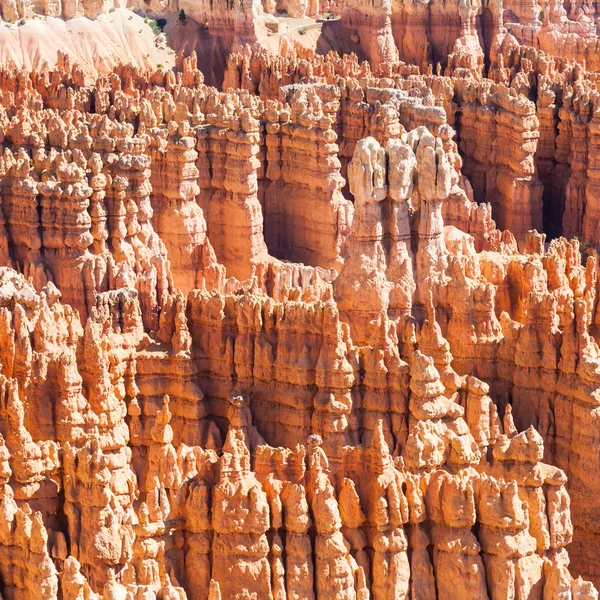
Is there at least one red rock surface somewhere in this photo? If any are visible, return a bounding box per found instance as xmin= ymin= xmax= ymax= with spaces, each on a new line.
xmin=1 ymin=0 xmax=600 ymax=596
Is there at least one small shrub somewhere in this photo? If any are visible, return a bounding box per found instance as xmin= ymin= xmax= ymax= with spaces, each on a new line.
xmin=146 ymin=18 xmax=160 ymax=35
xmin=178 ymin=8 xmax=186 ymax=23
xmin=299 ymin=27 xmax=307 ymax=35
xmin=157 ymin=63 xmax=164 ymax=69
xmin=157 ymin=17 xmax=167 ymax=30
xmin=539 ymin=9 xmax=545 ymax=21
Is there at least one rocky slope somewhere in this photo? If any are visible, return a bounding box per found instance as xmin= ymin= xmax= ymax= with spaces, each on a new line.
xmin=0 ymin=9 xmax=175 ymax=78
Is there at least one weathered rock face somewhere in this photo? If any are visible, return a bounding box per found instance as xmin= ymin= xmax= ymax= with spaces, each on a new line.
xmin=0 ymin=255 xmax=595 ymax=600
xmin=264 ymin=85 xmax=354 ymax=271
xmin=454 ymin=79 xmax=544 ymax=239
xmin=4 ymin=5 xmax=600 ymax=597
xmin=341 ymin=0 xmax=398 ymax=69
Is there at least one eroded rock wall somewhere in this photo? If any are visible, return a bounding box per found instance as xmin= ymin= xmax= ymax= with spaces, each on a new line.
xmin=0 ymin=40 xmax=599 ymax=600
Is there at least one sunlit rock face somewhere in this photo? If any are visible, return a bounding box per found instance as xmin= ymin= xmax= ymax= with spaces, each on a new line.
xmin=1 ymin=0 xmax=600 ymax=594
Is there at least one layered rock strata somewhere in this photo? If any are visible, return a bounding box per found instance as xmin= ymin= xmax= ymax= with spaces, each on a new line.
xmin=1 ymin=35 xmax=600 ymax=600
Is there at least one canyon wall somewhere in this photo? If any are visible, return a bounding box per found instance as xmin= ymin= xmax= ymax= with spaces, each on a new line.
xmin=0 ymin=52 xmax=598 ymax=599
xmin=2 ymin=0 xmax=600 ymax=593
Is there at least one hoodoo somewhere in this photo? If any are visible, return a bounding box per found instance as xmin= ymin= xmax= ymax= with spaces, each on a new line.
xmin=1 ymin=0 xmax=600 ymax=598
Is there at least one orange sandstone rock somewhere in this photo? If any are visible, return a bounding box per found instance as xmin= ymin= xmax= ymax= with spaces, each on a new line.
xmin=0 ymin=34 xmax=598 ymax=600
